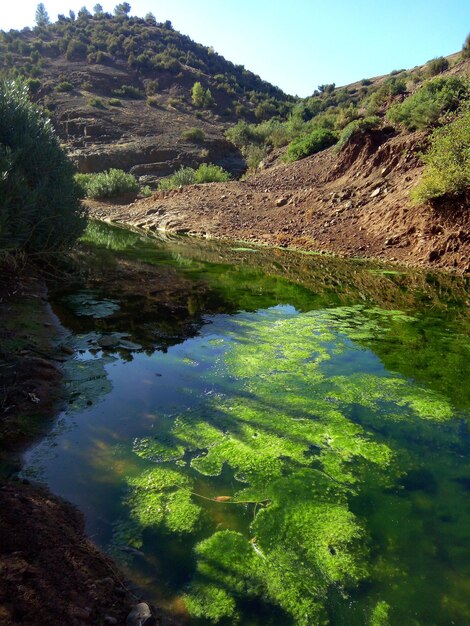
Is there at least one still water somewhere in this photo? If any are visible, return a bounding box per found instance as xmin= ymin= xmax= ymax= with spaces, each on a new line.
xmin=24 ymin=222 xmax=470 ymax=625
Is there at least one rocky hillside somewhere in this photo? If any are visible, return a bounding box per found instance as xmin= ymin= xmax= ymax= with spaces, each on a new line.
xmin=0 ymin=9 xmax=292 ymax=183
xmin=88 ymin=55 xmax=470 ymax=273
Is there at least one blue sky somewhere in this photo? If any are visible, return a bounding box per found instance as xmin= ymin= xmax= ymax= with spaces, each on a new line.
xmin=2 ymin=1 xmax=469 ymax=96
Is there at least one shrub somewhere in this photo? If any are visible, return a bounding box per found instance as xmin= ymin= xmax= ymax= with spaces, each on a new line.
xmin=0 ymin=78 xmax=84 ymax=253
xmin=192 ymin=81 xmax=213 ymax=108
xmin=159 ymin=166 xmax=195 ymax=190
xmin=411 ymin=108 xmax=470 ymax=203
xmin=182 ymin=127 xmax=205 ymax=142
xmin=387 ymin=77 xmax=469 ymax=130
xmin=194 ymin=163 xmax=230 ymax=184
xmin=75 ymin=168 xmax=139 ymax=199
xmin=55 ymin=80 xmax=73 ymax=92
xmin=108 ymin=98 xmax=122 ymax=106
xmin=285 ymin=128 xmax=337 ymax=162
xmin=65 ymin=39 xmax=87 ymax=61
xmin=112 ymin=84 xmax=144 ymax=99
xmin=88 ymin=97 xmax=105 ymax=108
xmin=26 ymin=77 xmax=41 ymax=94
xmin=426 ymin=57 xmax=449 ymax=77
xmin=336 ymin=116 xmax=381 ymax=151
xmin=463 ymin=33 xmax=470 ymax=59
xmin=158 ymin=163 xmax=230 ymax=190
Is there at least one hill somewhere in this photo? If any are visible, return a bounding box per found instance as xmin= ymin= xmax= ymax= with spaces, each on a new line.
xmin=0 ymin=7 xmax=292 ymax=182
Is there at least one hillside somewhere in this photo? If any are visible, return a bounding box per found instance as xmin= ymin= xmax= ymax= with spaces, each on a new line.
xmin=0 ymin=8 xmax=292 ymax=182
xmin=88 ymin=53 xmax=470 ymax=273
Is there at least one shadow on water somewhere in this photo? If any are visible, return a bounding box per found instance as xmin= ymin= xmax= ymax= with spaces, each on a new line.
xmin=23 ymin=221 xmax=470 ymax=625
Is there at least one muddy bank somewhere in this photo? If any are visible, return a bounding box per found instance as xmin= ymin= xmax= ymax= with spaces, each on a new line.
xmin=86 ymin=128 xmax=469 ymax=274
xmin=0 ymin=267 xmax=177 ymax=626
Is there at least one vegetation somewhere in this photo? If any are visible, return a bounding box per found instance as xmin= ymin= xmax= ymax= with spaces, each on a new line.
xmin=158 ymin=163 xmax=230 ymax=190
xmin=425 ymin=57 xmax=450 ymax=77
xmin=462 ymin=32 xmax=470 ymax=59
xmin=0 ymin=77 xmax=84 ymax=254
xmin=191 ymin=81 xmax=213 ymax=108
xmin=336 ymin=116 xmax=381 ymax=151
xmin=387 ymin=77 xmax=469 ymax=130
xmin=75 ymin=168 xmax=140 ymax=199
xmin=285 ymin=128 xmax=337 ymax=162
xmin=181 ymin=127 xmax=205 ymax=142
xmin=411 ymin=108 xmax=470 ymax=203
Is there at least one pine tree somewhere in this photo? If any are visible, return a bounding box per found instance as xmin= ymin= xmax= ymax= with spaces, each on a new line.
xmin=191 ymin=81 xmax=205 ymax=107
xmin=35 ymin=3 xmax=50 ymax=27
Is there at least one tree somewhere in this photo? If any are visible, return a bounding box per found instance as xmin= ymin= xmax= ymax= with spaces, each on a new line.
xmin=463 ymin=33 xmax=470 ymax=59
xmin=35 ymin=3 xmax=50 ymax=27
xmin=192 ymin=81 xmax=205 ymax=107
xmin=0 ymin=78 xmax=85 ymax=253
xmin=93 ymin=3 xmax=104 ymax=15
xmin=114 ymin=2 xmax=131 ymax=17
xmin=144 ymin=12 xmax=156 ymax=24
xmin=78 ymin=6 xmax=91 ymax=18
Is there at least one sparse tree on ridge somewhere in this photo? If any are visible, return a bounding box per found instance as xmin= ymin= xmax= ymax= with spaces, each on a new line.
xmin=35 ymin=3 xmax=50 ymax=27
xmin=93 ymin=3 xmax=104 ymax=15
xmin=114 ymin=2 xmax=131 ymax=17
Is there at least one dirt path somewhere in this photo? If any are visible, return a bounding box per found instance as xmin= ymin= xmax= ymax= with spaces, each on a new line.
xmin=87 ymin=128 xmax=469 ymax=274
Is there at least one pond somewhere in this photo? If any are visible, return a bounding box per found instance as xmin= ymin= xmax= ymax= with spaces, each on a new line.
xmin=23 ymin=221 xmax=470 ymax=625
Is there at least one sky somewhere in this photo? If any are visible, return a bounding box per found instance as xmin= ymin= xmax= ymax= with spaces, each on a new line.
xmin=1 ymin=1 xmax=469 ymax=96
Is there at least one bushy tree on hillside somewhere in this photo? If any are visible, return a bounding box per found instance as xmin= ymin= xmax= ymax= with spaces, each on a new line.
xmin=0 ymin=78 xmax=85 ymax=254
xmin=93 ymin=3 xmax=104 ymax=15
xmin=463 ymin=33 xmax=470 ymax=59
xmin=35 ymin=3 xmax=50 ymax=27
xmin=114 ymin=2 xmax=131 ymax=17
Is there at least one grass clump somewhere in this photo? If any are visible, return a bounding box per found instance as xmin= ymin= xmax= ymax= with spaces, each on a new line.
xmin=285 ymin=128 xmax=337 ymax=162
xmin=182 ymin=127 xmax=205 ymax=142
xmin=75 ymin=168 xmax=139 ymax=199
xmin=55 ymin=80 xmax=73 ymax=92
xmin=112 ymin=84 xmax=144 ymax=99
xmin=159 ymin=163 xmax=230 ymax=190
xmin=88 ymin=96 xmax=105 ymax=109
xmin=411 ymin=108 xmax=470 ymax=203
xmin=107 ymin=98 xmax=122 ymax=107
xmin=336 ymin=116 xmax=381 ymax=151
xmin=387 ymin=76 xmax=469 ymax=130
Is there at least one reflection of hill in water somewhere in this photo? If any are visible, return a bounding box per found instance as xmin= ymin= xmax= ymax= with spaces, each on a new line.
xmin=67 ymin=220 xmax=470 ymax=409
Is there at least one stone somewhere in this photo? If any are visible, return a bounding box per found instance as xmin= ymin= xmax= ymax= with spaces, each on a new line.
xmin=370 ymin=187 xmax=381 ymax=198
xmin=276 ymin=197 xmax=288 ymax=207
xmin=60 ymin=344 xmax=75 ymax=355
xmin=126 ymin=602 xmax=156 ymax=626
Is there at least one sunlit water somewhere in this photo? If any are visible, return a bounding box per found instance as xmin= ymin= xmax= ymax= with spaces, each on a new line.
xmin=23 ymin=222 xmax=470 ymax=625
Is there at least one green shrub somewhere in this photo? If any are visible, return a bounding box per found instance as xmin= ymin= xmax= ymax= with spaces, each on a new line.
xmin=108 ymin=98 xmax=122 ymax=106
xmin=285 ymin=128 xmax=337 ymax=162
xmin=0 ymin=78 xmax=85 ymax=253
xmin=411 ymin=108 xmax=470 ymax=203
xmin=425 ymin=57 xmax=449 ymax=77
xmin=65 ymin=38 xmax=87 ymax=61
xmin=146 ymin=96 xmax=159 ymax=108
xmin=463 ymin=33 xmax=470 ymax=59
xmin=182 ymin=127 xmax=205 ymax=142
xmin=75 ymin=168 xmax=139 ymax=199
xmin=140 ymin=185 xmax=153 ymax=197
xmin=336 ymin=116 xmax=381 ymax=151
xmin=159 ymin=166 xmax=195 ymax=190
xmin=26 ymin=77 xmax=41 ymax=94
xmin=158 ymin=163 xmax=230 ymax=190
xmin=88 ymin=97 xmax=105 ymax=108
xmin=55 ymin=80 xmax=73 ymax=92
xmin=194 ymin=163 xmax=230 ymax=184
xmin=112 ymin=84 xmax=144 ymax=99
xmin=387 ymin=77 xmax=469 ymax=130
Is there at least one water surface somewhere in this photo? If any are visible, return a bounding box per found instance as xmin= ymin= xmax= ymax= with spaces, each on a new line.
xmin=24 ymin=222 xmax=470 ymax=625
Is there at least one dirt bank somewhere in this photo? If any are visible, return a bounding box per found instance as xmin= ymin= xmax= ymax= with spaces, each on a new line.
xmin=87 ymin=127 xmax=469 ymax=274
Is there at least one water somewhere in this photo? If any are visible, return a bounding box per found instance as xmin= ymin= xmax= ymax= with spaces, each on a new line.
xmin=23 ymin=222 xmax=470 ymax=625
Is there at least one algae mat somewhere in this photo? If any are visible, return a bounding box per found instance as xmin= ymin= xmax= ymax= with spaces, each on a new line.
xmin=23 ymin=222 xmax=470 ymax=625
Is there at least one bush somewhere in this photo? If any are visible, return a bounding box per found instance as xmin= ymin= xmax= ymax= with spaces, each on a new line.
xmin=182 ymin=127 xmax=205 ymax=142
xmin=387 ymin=77 xmax=469 ymax=130
xmin=0 ymin=78 xmax=85 ymax=253
xmin=55 ymin=80 xmax=73 ymax=92
xmin=108 ymin=98 xmax=122 ymax=106
xmin=463 ymin=33 xmax=470 ymax=59
xmin=88 ymin=97 xmax=105 ymax=108
xmin=411 ymin=108 xmax=470 ymax=203
xmin=336 ymin=116 xmax=381 ymax=151
xmin=146 ymin=96 xmax=159 ymax=108
xmin=194 ymin=163 xmax=230 ymax=184
xmin=112 ymin=84 xmax=144 ymax=99
xmin=75 ymin=168 xmax=139 ymax=199
xmin=285 ymin=128 xmax=337 ymax=162
xmin=158 ymin=163 xmax=230 ymax=190
xmin=426 ymin=57 xmax=449 ymax=77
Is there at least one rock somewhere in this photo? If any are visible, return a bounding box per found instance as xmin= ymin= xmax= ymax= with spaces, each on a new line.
xmin=126 ymin=602 xmax=156 ymax=626
xmin=97 ymin=335 xmax=120 ymax=349
xmin=385 ymin=236 xmax=400 ymax=246
xmin=276 ymin=197 xmax=289 ymax=207
xmin=60 ymin=344 xmax=75 ymax=355
xmin=370 ymin=187 xmax=381 ymax=198
xmin=381 ymin=165 xmax=392 ymax=177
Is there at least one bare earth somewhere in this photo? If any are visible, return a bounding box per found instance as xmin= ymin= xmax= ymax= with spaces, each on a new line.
xmin=88 ymin=127 xmax=469 ymax=274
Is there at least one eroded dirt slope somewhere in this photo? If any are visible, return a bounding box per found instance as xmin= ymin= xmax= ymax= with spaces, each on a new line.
xmin=88 ymin=125 xmax=469 ymax=274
